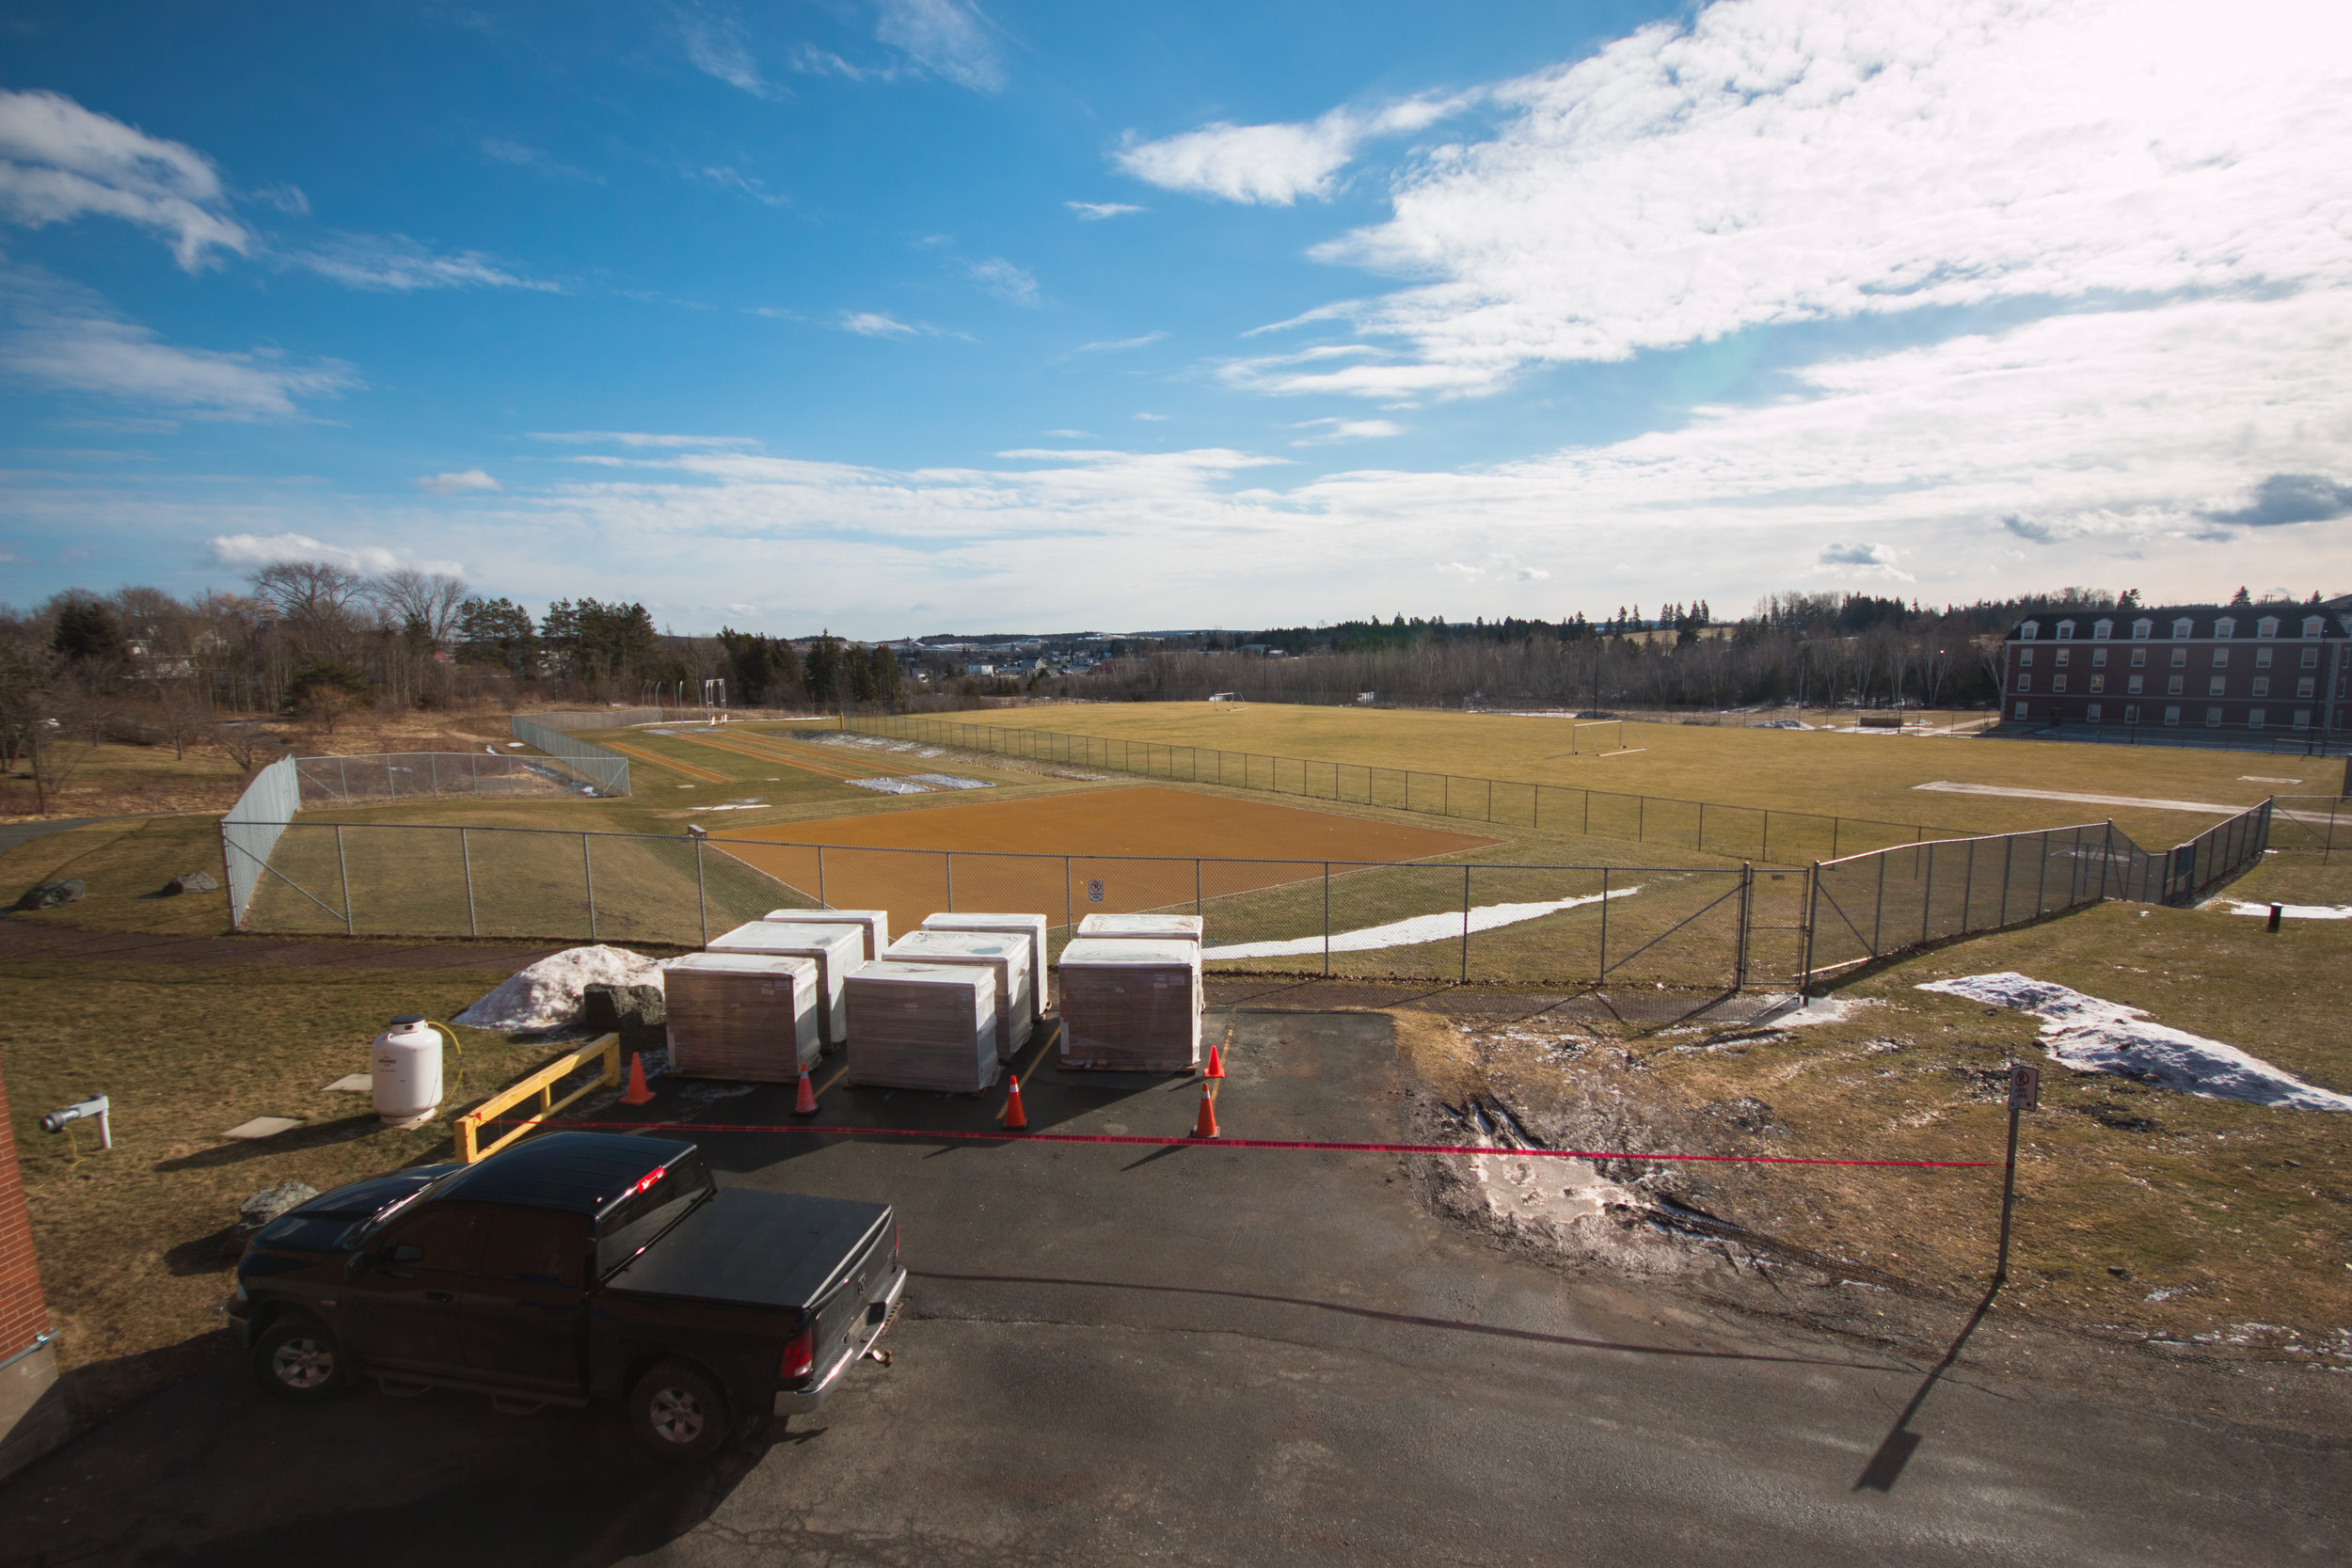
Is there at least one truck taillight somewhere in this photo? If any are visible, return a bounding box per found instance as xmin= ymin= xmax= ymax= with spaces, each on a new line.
xmin=779 ymin=1328 xmax=814 ymax=1382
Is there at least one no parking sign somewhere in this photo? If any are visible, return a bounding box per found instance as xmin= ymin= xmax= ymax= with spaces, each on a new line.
xmin=1087 ymin=879 xmax=1104 ymax=902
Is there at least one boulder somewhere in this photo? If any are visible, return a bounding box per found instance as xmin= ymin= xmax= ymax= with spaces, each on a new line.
xmin=14 ymin=879 xmax=85 ymax=911
xmin=165 ymin=871 xmax=219 ymax=896
xmin=582 ymin=982 xmax=667 ymax=1051
xmin=225 ymin=1180 xmax=319 ymax=1257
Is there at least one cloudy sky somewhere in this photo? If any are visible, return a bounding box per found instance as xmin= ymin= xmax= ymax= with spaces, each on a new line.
xmin=4 ymin=0 xmax=2350 ymax=636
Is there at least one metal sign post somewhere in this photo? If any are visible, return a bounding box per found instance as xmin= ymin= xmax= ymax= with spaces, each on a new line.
xmin=1994 ymin=1062 xmax=2039 ymax=1284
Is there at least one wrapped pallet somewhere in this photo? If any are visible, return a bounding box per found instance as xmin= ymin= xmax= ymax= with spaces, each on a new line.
xmin=920 ymin=911 xmax=1050 ymax=1015
xmin=663 ymin=952 xmax=819 ymax=1081
xmin=763 ymin=907 xmax=890 ymax=961
xmin=706 ymin=919 xmax=864 ymax=1050
xmin=844 ymin=961 xmax=1000 ymax=1093
xmin=1076 ymin=912 xmax=1203 ymax=946
xmin=1057 ymin=937 xmax=1200 ymax=1071
xmin=886 ymin=931 xmax=1034 ymax=1060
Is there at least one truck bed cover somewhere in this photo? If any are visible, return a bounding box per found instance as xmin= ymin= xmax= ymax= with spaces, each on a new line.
xmin=602 ymin=1187 xmax=891 ymax=1311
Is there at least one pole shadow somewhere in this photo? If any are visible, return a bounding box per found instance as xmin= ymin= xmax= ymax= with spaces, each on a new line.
xmin=1853 ymin=1279 xmax=2002 ymax=1493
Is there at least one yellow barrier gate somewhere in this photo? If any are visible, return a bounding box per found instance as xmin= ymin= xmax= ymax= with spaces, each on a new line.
xmin=454 ymin=1033 xmax=621 ymax=1164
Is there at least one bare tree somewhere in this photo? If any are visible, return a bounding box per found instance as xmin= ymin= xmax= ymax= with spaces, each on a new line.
xmin=206 ymin=719 xmax=276 ymax=774
xmin=249 ymin=560 xmax=370 ymax=660
xmin=373 ymin=569 xmax=469 ymax=645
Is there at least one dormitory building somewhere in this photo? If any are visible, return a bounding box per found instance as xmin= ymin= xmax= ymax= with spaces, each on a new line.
xmin=2003 ymin=604 xmax=2352 ymax=739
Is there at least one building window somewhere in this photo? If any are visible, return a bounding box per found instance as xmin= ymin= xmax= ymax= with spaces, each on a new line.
xmin=2054 ymin=674 xmax=2069 ymax=693
xmin=2208 ymin=676 xmax=2226 ymax=697
xmin=2205 ymin=706 xmax=2224 ymax=726
xmin=2019 ymin=621 xmax=2041 ymax=641
xmin=2058 ymin=621 xmax=2077 ymax=640
xmin=2295 ymin=709 xmax=2312 ymax=729
xmin=2124 ymin=705 xmax=2140 ymax=723
xmin=2090 ymin=674 xmax=2105 ymax=692
xmin=2169 ymin=648 xmax=2187 ymax=668
xmin=2091 ymin=648 xmax=2108 ymax=668
xmin=2019 ymin=647 xmax=2035 ymax=666
xmin=2249 ymin=709 xmax=2265 ymax=729
xmin=2164 ymin=705 xmax=2181 ymax=725
xmin=2167 ymin=674 xmax=2185 ymax=695
xmin=2127 ymin=674 xmax=2143 ymax=694
xmin=2015 ymin=673 xmax=2030 ymax=692
xmin=2130 ymin=648 xmax=2146 ymax=668
xmin=2304 ymin=616 xmax=2326 ymax=638
xmin=2093 ymin=619 xmax=2113 ymax=640
xmin=2302 ymin=647 xmax=2320 ymax=669
xmin=2253 ymin=676 xmax=2269 ymax=696
xmin=2056 ymin=648 xmax=2072 ymax=668
xmin=2257 ymin=616 xmax=2279 ymax=639
xmin=2171 ymin=618 xmax=2193 ymax=639
xmin=2132 ymin=618 xmax=2153 ymax=640
xmin=2215 ymin=617 xmax=2236 ymax=639
xmin=2086 ymin=704 xmax=2103 ymax=722
xmin=2255 ymin=647 xmax=2273 ymax=669
xmin=2299 ymin=676 xmax=2317 ymax=698
xmin=2014 ymin=702 xmax=2030 ymax=720
xmin=2212 ymin=648 xmax=2229 ymax=667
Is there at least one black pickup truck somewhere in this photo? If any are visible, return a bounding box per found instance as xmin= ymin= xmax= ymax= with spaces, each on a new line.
xmin=227 ymin=1132 xmax=904 ymax=1461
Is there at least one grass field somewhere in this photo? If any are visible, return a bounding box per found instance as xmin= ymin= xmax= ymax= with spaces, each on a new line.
xmin=919 ymin=703 xmax=2319 ymax=852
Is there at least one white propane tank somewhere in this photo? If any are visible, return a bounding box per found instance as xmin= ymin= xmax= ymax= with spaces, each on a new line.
xmin=372 ymin=1015 xmax=443 ymax=1126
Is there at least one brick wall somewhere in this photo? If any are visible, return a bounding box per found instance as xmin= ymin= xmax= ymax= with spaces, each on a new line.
xmin=0 ymin=1061 xmax=52 ymax=1357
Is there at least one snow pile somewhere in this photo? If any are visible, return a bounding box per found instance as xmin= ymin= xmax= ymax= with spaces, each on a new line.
xmin=1917 ymin=973 xmax=2352 ymax=1112
xmin=908 ymin=773 xmax=993 ymax=789
xmin=2220 ymin=900 xmax=2352 ymax=920
xmin=1203 ymin=886 xmax=1640 ymax=960
xmin=847 ymin=777 xmax=930 ymax=795
xmin=453 ymin=945 xmax=673 ymax=1031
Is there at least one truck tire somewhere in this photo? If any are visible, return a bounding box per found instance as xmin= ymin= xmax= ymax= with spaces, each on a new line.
xmin=629 ymin=1359 xmax=731 ymax=1464
xmin=251 ymin=1312 xmax=356 ymax=1402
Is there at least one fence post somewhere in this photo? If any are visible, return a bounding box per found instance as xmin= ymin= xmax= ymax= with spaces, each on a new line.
xmin=945 ymin=850 xmax=954 ymax=911
xmin=1196 ymin=858 xmax=1202 ymax=917
xmin=1833 ymin=817 xmax=1840 ymax=859
xmin=461 ymin=827 xmax=477 ymax=938
xmin=1461 ymin=864 xmax=1471 ymax=982
xmin=1870 ymin=850 xmax=1886 ymax=956
xmin=1598 ymin=866 xmax=1610 ymax=982
xmin=1698 ymin=800 xmax=1707 ymax=854
xmin=1762 ymin=810 xmax=1771 ymax=863
xmin=818 ymin=846 xmax=827 ymax=909
xmin=335 ymin=825 xmax=354 ymax=936
xmin=1799 ymin=863 xmax=1819 ymax=993
xmin=694 ymin=835 xmax=708 ymax=945
xmin=1582 ymin=790 xmax=1590 ymax=834
xmin=1735 ymin=863 xmax=1753 ymax=990
xmin=2035 ymin=831 xmax=2051 ymax=915
xmin=1960 ymin=838 xmax=1975 ymax=935
xmin=2098 ymin=821 xmax=2114 ymax=902
xmin=1324 ymin=863 xmax=1332 ymax=977
xmin=1638 ymin=797 xmax=1645 ymax=843
xmin=338 ymin=756 xmax=350 ymax=801
xmin=583 ymin=833 xmax=597 ymax=939
xmin=1999 ymin=833 xmax=2015 ymax=927
xmin=1921 ymin=842 xmax=1934 ymax=946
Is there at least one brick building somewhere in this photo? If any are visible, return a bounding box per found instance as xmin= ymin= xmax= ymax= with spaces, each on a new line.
xmin=2002 ymin=604 xmax=2352 ymax=737
xmin=0 ymin=1058 xmax=69 ymax=1479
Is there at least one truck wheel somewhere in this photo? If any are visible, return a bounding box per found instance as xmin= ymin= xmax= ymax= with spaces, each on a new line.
xmin=629 ymin=1360 xmax=730 ymax=1463
xmin=251 ymin=1313 xmax=355 ymax=1402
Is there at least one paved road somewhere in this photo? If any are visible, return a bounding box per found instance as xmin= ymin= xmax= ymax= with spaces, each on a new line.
xmin=3 ymin=1012 xmax=2339 ymax=1567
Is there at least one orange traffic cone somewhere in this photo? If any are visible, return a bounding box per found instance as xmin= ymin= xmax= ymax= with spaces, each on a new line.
xmin=1001 ymin=1073 xmax=1029 ymax=1131
xmin=793 ymin=1067 xmax=818 ymax=1116
xmin=619 ymin=1053 xmax=656 ymax=1106
xmin=1204 ymin=1042 xmax=1226 ymax=1079
xmin=1191 ymin=1081 xmax=1218 ymax=1139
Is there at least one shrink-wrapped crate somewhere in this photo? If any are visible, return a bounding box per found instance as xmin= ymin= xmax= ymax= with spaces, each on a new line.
xmin=886 ymin=931 xmax=1034 ymax=1060
xmin=663 ymin=952 xmax=819 ymax=1081
xmin=706 ymin=920 xmax=864 ymax=1049
xmin=1075 ymin=912 xmax=1203 ymax=946
xmin=763 ymin=907 xmax=889 ymax=961
xmin=1057 ymin=938 xmax=1200 ymax=1071
xmin=844 ymin=961 xmax=1000 ymax=1093
xmin=920 ymin=911 xmax=1050 ymax=1015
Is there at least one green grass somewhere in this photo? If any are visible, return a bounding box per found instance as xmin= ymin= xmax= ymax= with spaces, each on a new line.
xmin=0 ymin=958 xmax=588 ymax=1424
xmin=0 ymin=816 xmax=231 ymax=935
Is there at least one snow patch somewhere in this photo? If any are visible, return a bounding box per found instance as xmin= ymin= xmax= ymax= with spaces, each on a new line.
xmin=1747 ymin=994 xmax=1878 ymax=1029
xmin=1201 ymin=886 xmax=1640 ymax=960
xmin=847 ymin=777 xmax=930 ymax=795
xmin=453 ymin=944 xmax=673 ymax=1031
xmin=2220 ymin=900 xmax=2352 ymax=920
xmin=906 ymin=773 xmax=993 ymax=790
xmin=1917 ymin=973 xmax=2352 ymax=1112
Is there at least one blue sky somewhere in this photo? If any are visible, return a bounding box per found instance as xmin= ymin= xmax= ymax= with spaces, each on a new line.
xmin=4 ymin=0 xmax=2351 ymax=637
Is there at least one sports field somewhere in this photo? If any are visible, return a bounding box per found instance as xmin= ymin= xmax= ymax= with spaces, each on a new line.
xmin=943 ymin=702 xmax=2320 ymax=848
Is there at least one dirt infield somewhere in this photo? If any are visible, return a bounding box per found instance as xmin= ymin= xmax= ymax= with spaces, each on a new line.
xmin=712 ymin=785 xmax=1498 ymax=936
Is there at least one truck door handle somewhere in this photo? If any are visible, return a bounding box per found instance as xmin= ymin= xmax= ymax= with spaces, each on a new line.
xmin=423 ymin=1291 xmax=454 ymax=1303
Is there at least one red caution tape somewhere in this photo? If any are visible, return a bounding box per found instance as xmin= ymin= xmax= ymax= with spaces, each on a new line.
xmin=482 ymin=1117 xmax=1991 ymax=1169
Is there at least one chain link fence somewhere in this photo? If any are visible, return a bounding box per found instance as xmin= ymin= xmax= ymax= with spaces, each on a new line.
xmin=294 ymin=752 xmax=589 ymax=806
xmin=221 ymin=754 xmax=299 ymax=927
xmin=508 ymin=716 xmax=631 ymax=796
xmin=845 ymin=713 xmax=1938 ymax=863
xmin=1801 ymin=800 xmax=2276 ymax=987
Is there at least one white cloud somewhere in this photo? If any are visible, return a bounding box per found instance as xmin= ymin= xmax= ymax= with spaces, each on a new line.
xmin=415 ymin=468 xmax=501 ymax=495
xmin=0 ymin=88 xmax=251 ymax=269
xmin=1 ymin=266 xmax=353 ymax=419
xmin=1070 ymin=331 xmax=1167 ymax=356
xmin=967 ymin=258 xmax=1039 ymax=306
xmin=1253 ymin=0 xmax=2352 ymax=399
xmin=1114 ymin=96 xmax=1466 ymax=206
xmin=874 ymin=0 xmax=1005 ymax=91
xmin=841 ymin=310 xmax=920 ymax=338
xmin=1042 ymin=429 xmax=1089 ymax=437
xmin=289 ymin=232 xmax=558 ymax=293
xmin=680 ymin=9 xmax=766 ymax=94
xmin=205 ymin=531 xmax=460 ymax=576
xmin=480 ymin=138 xmax=597 ymax=182
xmin=529 ymin=431 xmax=759 ymax=449
xmin=1290 ymin=417 xmax=1403 ymax=445
xmin=1132 ymin=411 xmax=1168 ymax=421
xmin=1067 ymin=200 xmax=1144 ymax=220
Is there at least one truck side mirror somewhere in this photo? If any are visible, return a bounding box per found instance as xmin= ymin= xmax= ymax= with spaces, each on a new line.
xmin=387 ymin=1243 xmax=425 ymax=1264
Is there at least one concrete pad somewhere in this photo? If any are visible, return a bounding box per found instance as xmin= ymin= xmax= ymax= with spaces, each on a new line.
xmin=323 ymin=1074 xmax=373 ymax=1093
xmin=220 ymin=1117 xmax=303 ymax=1140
